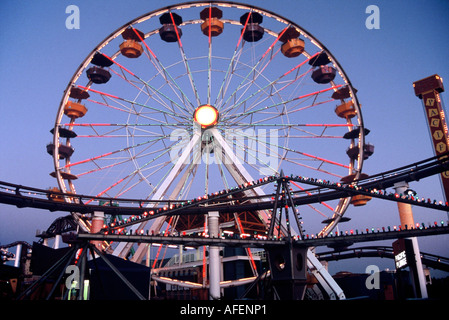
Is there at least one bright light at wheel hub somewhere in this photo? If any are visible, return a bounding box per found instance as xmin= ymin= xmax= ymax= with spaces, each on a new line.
xmin=193 ymin=104 xmax=219 ymax=128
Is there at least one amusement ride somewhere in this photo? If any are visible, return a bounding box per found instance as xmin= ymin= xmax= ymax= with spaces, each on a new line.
xmin=1 ymin=1 xmax=448 ymax=300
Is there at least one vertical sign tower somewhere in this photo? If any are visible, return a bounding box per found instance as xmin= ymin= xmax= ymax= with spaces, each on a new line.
xmin=413 ymin=74 xmax=449 ymax=202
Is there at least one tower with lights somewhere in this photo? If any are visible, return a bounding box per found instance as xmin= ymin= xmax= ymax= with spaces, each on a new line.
xmin=413 ymin=74 xmax=449 ymax=203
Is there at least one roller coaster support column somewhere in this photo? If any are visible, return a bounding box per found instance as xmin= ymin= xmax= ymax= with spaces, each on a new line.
xmin=13 ymin=243 xmax=22 ymax=268
xmin=91 ymin=211 xmax=105 ymax=251
xmin=208 ymin=211 xmax=221 ymax=300
xmin=394 ymin=182 xmax=428 ymax=299
xmin=394 ymin=182 xmax=415 ymax=230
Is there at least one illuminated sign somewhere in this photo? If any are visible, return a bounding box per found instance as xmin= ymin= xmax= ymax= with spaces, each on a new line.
xmin=394 ymin=250 xmax=408 ymax=269
xmin=413 ymin=74 xmax=449 ymax=202
xmin=392 ymin=239 xmax=410 ymax=270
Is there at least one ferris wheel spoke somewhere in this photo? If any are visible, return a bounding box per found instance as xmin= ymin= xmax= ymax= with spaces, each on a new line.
xmin=224 ymin=86 xmax=339 ymax=125
xmin=100 ymin=55 xmax=193 ymax=117
xmin=214 ymin=48 xmax=244 ymax=108
xmin=223 ymin=123 xmax=352 ymax=129
xmin=226 ymin=49 xmax=285 ymax=114
xmin=112 ymin=171 xmax=147 ymax=199
xmin=107 ymin=67 xmax=188 ymax=118
xmin=206 ymin=6 xmax=213 ymax=105
xmin=129 ymin=26 xmax=197 ymax=112
xmin=219 ymin=51 xmax=320 ymax=118
xmin=214 ymin=10 xmax=252 ymax=108
xmin=85 ymin=95 xmax=136 ymax=115
xmin=282 ymin=157 xmax=344 ymax=179
xmin=84 ymin=140 xmax=180 ymax=201
xmin=220 ymin=85 xmax=278 ymax=123
xmin=76 ymin=122 xmax=129 ymax=138
xmin=93 ymin=124 xmax=165 ymax=139
xmin=277 ymin=144 xmax=349 ymax=169
xmin=65 ymin=135 xmax=168 ymax=169
xmin=224 ymin=125 xmax=344 ymax=140
xmin=221 ymin=76 xmax=273 ymax=119
xmin=231 ymin=135 xmax=280 ymax=175
xmin=115 ymin=161 xmax=174 ymax=198
xmin=143 ymin=132 xmax=201 ymax=201
xmin=113 ymin=160 xmax=174 ymax=201
xmin=108 ymin=54 xmax=186 ymax=116
xmin=216 ymin=157 xmax=231 ymax=190
xmin=287 ymin=98 xmax=336 ymax=116
xmin=66 ymin=123 xmax=188 ymax=139
xmin=77 ymin=85 xmax=188 ymax=123
xmin=218 ymin=26 xmax=289 ymax=113
xmin=76 ymin=158 xmax=133 ymax=179
xmin=231 ymin=127 xmax=349 ymax=170
xmin=74 ymin=144 xmax=171 ymax=179
xmin=222 ymin=84 xmax=343 ymax=123
xmin=209 ymin=128 xmax=269 ymax=197
xmin=169 ymin=149 xmax=202 ymax=201
xmin=169 ymin=11 xmax=202 ymax=106
xmin=130 ymin=111 xmax=190 ymax=127
xmin=84 ymin=172 xmax=136 ymax=202
xmin=73 ymin=135 xmax=177 ymax=184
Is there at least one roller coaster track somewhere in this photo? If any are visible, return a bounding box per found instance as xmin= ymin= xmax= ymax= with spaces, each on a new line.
xmin=1 ymin=153 xmax=449 ymax=221
xmin=75 ymin=221 xmax=449 ymax=248
xmin=73 ymin=222 xmax=449 ymax=272
xmin=316 ymin=246 xmax=449 ymax=272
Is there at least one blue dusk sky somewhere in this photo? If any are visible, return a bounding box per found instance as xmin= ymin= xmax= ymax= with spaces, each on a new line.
xmin=1 ymin=0 xmax=448 ymax=276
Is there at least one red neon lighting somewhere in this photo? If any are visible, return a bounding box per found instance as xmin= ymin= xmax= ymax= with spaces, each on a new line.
xmin=260 ymin=26 xmax=287 ymax=60
xmin=296 ymin=85 xmax=343 ymax=100
xmin=101 ymin=53 xmax=136 ymax=77
xmin=77 ymin=86 xmax=119 ymax=99
xmin=65 ymin=151 xmax=114 ymax=168
xmin=170 ymin=12 xmax=183 ymax=47
xmin=132 ymin=27 xmax=157 ymax=59
xmin=208 ymin=6 xmax=212 ymax=45
xmin=300 ymin=151 xmax=349 ymax=168
xmin=281 ymin=51 xmax=320 ymax=78
xmin=236 ymin=11 xmax=252 ymax=49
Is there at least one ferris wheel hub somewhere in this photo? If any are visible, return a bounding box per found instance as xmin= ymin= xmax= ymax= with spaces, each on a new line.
xmin=193 ymin=104 xmax=219 ymax=128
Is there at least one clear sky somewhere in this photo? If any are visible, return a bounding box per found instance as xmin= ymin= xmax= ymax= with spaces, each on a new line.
xmin=1 ymin=0 xmax=449 ymax=277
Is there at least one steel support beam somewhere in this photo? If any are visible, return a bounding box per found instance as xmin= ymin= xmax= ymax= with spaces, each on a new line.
xmin=208 ymin=211 xmax=221 ymax=299
xmin=78 ymin=224 xmax=449 ymax=248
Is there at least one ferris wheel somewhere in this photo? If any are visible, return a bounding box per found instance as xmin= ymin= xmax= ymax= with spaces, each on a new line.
xmin=49 ymin=1 xmax=371 ymax=259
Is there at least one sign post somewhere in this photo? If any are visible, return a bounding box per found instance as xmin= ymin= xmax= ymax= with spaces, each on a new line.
xmin=392 ymin=182 xmax=428 ymax=299
xmin=392 ymin=238 xmax=427 ymax=299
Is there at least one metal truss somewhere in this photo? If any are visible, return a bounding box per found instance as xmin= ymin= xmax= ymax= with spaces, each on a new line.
xmin=1 ymin=153 xmax=448 ymax=221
